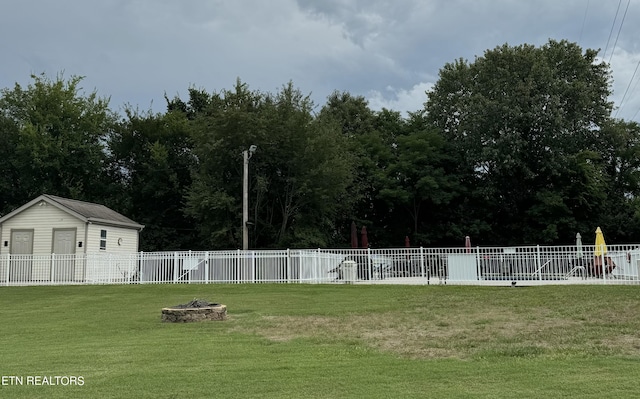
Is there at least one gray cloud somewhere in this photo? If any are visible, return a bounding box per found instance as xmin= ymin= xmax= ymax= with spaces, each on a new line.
xmin=1 ymin=0 xmax=639 ymax=120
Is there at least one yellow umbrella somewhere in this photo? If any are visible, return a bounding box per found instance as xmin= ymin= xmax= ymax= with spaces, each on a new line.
xmin=594 ymin=227 xmax=607 ymax=256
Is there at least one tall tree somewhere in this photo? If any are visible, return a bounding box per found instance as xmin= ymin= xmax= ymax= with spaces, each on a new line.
xmin=185 ymin=81 xmax=353 ymax=249
xmin=379 ymin=111 xmax=462 ymax=246
xmin=425 ymin=40 xmax=613 ymax=245
xmin=595 ymin=120 xmax=640 ymax=242
xmin=183 ymin=81 xmax=267 ymax=248
xmin=107 ymin=108 xmax=198 ymax=251
xmin=317 ymin=92 xmax=388 ymax=245
xmin=0 ymin=73 xmax=114 ymax=213
xmin=0 ymin=113 xmax=20 ymax=214
xmin=258 ymin=83 xmax=354 ymax=247
xmin=316 ymin=94 xmax=467 ymax=248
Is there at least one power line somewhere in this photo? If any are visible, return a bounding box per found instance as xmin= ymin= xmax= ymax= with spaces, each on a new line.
xmin=608 ymin=0 xmax=631 ymax=64
xmin=602 ymin=0 xmax=622 ymax=61
xmin=614 ymin=57 xmax=640 ymax=119
xmin=631 ymin=104 xmax=640 ymax=122
xmin=627 ymin=67 xmax=640 ymax=121
xmin=579 ymin=0 xmax=589 ymax=43
xmin=610 ymin=0 xmax=637 ymax=121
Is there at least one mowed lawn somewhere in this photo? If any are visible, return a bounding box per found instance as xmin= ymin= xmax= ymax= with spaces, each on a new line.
xmin=1 ymin=283 xmax=639 ymax=398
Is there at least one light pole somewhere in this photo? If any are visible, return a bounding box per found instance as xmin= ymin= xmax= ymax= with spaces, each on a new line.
xmin=243 ymin=145 xmax=257 ymax=250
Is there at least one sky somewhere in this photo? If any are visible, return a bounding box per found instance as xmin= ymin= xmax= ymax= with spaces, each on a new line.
xmin=2 ymin=0 xmax=640 ymax=122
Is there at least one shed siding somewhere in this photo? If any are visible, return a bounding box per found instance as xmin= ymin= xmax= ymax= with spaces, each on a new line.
xmin=0 ymin=204 xmax=85 ymax=255
xmin=86 ymin=224 xmax=139 ymax=254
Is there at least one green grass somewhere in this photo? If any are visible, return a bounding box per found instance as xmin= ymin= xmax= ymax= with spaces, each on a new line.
xmin=1 ymin=284 xmax=639 ymax=398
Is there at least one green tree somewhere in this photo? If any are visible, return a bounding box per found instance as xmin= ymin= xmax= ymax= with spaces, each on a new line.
xmin=184 ymin=81 xmax=353 ymax=249
xmin=379 ymin=112 xmax=462 ymax=246
xmin=425 ymin=40 xmax=613 ymax=245
xmin=0 ymin=73 xmax=115 ymax=212
xmin=183 ymin=81 xmax=268 ymax=248
xmin=258 ymin=84 xmax=354 ymax=247
xmin=107 ymin=108 xmax=198 ymax=251
xmin=595 ymin=120 xmax=640 ymax=242
xmin=316 ymin=94 xmax=467 ymax=248
xmin=317 ymin=92 xmax=389 ymax=246
xmin=0 ymin=113 xmax=20 ymax=214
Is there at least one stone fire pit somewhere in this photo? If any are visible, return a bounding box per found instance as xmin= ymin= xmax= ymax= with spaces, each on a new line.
xmin=162 ymin=299 xmax=227 ymax=322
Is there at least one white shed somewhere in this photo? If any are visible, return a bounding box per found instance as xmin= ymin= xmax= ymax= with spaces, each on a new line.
xmin=0 ymin=194 xmax=144 ymax=282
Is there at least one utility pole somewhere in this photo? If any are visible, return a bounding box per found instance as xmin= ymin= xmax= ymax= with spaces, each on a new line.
xmin=242 ymin=145 xmax=257 ymax=250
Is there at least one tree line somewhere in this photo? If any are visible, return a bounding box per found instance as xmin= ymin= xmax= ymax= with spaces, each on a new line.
xmin=2 ymin=39 xmax=640 ymax=250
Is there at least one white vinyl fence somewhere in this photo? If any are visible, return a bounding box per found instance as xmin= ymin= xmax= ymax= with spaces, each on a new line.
xmin=2 ymin=245 xmax=640 ymax=286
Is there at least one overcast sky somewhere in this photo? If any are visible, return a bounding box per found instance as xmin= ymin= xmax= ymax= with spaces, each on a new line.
xmin=2 ymin=0 xmax=640 ymax=122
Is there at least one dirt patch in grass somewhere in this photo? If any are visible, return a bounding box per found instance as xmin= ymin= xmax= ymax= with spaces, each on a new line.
xmin=236 ymin=306 xmax=640 ymax=359
xmin=602 ymin=334 xmax=640 ymax=356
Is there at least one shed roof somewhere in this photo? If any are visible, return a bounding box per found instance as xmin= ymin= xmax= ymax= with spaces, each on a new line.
xmin=0 ymin=194 xmax=144 ymax=230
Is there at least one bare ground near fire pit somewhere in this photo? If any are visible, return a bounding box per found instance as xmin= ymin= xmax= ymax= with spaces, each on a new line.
xmin=229 ymin=286 xmax=640 ymax=360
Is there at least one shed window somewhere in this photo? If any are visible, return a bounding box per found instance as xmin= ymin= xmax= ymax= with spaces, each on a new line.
xmin=100 ymin=230 xmax=107 ymax=250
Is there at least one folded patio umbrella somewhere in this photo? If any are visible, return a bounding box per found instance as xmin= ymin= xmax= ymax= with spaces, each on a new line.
xmin=594 ymin=227 xmax=607 ymax=256
xmin=576 ymin=233 xmax=583 ymax=259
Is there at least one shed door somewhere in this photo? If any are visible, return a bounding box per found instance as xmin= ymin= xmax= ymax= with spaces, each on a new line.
xmin=52 ymin=229 xmax=76 ymax=282
xmin=10 ymin=230 xmax=34 ymax=282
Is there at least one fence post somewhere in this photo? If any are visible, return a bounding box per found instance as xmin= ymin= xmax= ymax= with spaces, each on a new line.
xmin=138 ymin=251 xmax=144 ymax=283
xmin=75 ymin=253 xmax=80 ymax=283
xmin=419 ymin=247 xmax=426 ymax=283
xmin=51 ymin=253 xmax=56 ymax=284
xmin=286 ymin=248 xmax=291 ymax=283
xmin=5 ymin=253 xmax=9 ymax=286
xmin=251 ymin=251 xmax=256 ymax=284
xmin=316 ymin=248 xmax=320 ymax=283
xmin=173 ymin=252 xmax=179 ymax=284
xmin=84 ymin=253 xmax=89 ymax=283
xmin=601 ymin=246 xmax=607 ymax=284
xmin=236 ymin=249 xmax=241 ymax=284
xmin=536 ymin=245 xmax=542 ymax=281
xmin=475 ymin=246 xmax=480 ymax=281
xmin=109 ymin=254 xmax=113 ymax=284
xmin=366 ymin=247 xmax=371 ymax=280
xmin=188 ymin=250 xmax=193 ymax=284
xmin=204 ymin=251 xmax=209 ymax=284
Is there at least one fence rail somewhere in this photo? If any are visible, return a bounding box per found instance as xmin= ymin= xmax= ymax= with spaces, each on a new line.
xmin=2 ymin=245 xmax=640 ymax=286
